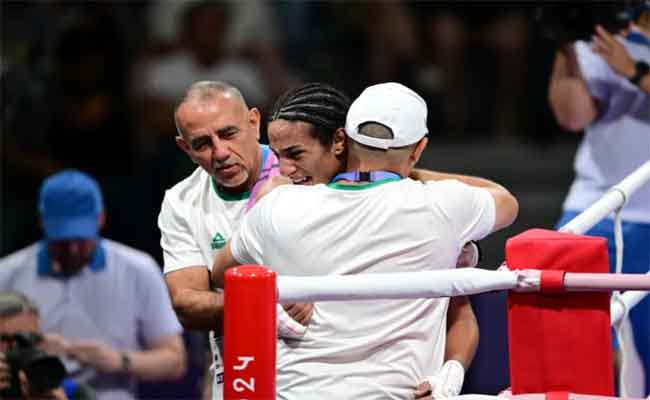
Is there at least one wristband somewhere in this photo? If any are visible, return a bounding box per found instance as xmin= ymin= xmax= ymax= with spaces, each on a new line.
xmin=629 ymin=61 xmax=649 ymax=86
xmin=277 ymin=304 xmax=307 ymax=339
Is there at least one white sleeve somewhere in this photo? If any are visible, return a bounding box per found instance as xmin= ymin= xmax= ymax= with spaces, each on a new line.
xmin=230 ymin=193 xmax=275 ymax=266
xmin=425 ymin=180 xmax=496 ymax=246
xmin=158 ymin=191 xmax=206 ymax=274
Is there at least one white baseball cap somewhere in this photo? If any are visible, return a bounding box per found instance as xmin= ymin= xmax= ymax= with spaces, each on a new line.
xmin=345 ymin=82 xmax=428 ymax=150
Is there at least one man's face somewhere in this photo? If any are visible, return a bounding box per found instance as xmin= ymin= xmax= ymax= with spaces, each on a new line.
xmin=268 ymin=119 xmax=344 ymax=185
xmin=47 ymin=239 xmax=96 ymax=276
xmin=0 ymin=312 xmax=40 ymax=352
xmin=176 ymin=94 xmax=261 ymax=192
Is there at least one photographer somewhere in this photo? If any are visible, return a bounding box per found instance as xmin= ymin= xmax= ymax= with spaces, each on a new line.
xmin=0 ymin=291 xmax=95 ymax=399
xmin=548 ymin=2 xmax=650 ymax=396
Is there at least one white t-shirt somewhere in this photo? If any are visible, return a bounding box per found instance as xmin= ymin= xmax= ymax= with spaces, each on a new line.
xmin=563 ymin=34 xmax=650 ymax=223
xmin=159 ymin=166 xmax=248 ymax=275
xmin=231 ymin=177 xmax=495 ymax=399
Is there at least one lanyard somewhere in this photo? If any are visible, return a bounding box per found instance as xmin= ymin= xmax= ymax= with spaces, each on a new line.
xmin=331 ymin=170 xmax=401 ymax=183
xmin=246 ymin=146 xmax=280 ymax=211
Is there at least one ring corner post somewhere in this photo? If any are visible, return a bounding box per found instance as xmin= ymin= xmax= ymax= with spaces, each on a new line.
xmin=224 ymin=265 xmax=277 ymax=399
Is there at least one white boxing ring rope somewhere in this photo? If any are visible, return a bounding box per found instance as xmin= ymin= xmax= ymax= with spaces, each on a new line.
xmin=276 ymin=269 xmax=650 ymax=304
xmin=277 ymin=268 xmax=516 ymax=303
xmin=223 ymin=160 xmax=650 ymax=399
xmin=611 ymin=283 xmax=649 ymax=325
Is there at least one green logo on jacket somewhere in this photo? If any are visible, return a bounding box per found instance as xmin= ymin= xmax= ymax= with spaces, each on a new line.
xmin=211 ymin=233 xmax=226 ymax=250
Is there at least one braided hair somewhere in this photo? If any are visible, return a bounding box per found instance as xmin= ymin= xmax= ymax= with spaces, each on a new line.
xmin=269 ymin=83 xmax=351 ymax=146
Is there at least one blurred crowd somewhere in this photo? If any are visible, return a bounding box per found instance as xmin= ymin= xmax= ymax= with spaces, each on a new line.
xmin=2 ymin=1 xmax=566 ymax=257
xmin=1 ymin=1 xmax=576 ymax=398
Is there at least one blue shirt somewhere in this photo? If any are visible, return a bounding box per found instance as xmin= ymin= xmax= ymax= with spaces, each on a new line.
xmin=0 ymin=239 xmax=183 ymax=400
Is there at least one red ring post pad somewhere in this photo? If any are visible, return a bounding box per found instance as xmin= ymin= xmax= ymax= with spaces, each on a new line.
xmin=224 ymin=265 xmax=277 ymax=400
xmin=506 ymin=229 xmax=613 ymax=396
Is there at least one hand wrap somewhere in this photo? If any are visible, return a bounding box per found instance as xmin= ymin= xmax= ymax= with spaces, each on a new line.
xmin=277 ymin=304 xmax=306 ymax=339
xmin=424 ymin=360 xmax=465 ymax=399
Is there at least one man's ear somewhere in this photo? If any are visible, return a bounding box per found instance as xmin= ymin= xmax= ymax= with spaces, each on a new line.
xmin=410 ymin=137 xmax=428 ymax=166
xmin=175 ymin=136 xmax=198 ymax=164
xmin=332 ymin=128 xmax=347 ymax=156
xmin=249 ymin=107 xmax=261 ymax=140
xmin=175 ymin=135 xmax=190 ymax=153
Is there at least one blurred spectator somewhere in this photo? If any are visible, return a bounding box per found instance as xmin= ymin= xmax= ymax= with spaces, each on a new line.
xmin=146 ymin=0 xmax=280 ymax=57
xmin=3 ymin=7 xmax=134 ymax=178
xmin=362 ymin=1 xmax=419 ymax=85
xmin=413 ymin=7 xmax=470 ymax=137
xmin=146 ymin=0 xmax=292 ymax=100
xmin=479 ymin=8 xmax=531 ymax=139
xmin=0 ymin=290 xmax=95 ymax=399
xmin=139 ymin=2 xmax=267 ymax=105
xmin=135 ymin=1 xmax=294 ymax=153
xmin=2 ymin=5 xmax=139 ymax=254
xmin=412 ymin=4 xmax=532 ymax=139
xmin=303 ymin=2 xmax=419 ymax=96
xmin=0 ymin=170 xmax=187 ymax=400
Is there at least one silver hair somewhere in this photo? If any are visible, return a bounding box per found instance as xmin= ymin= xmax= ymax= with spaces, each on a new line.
xmin=174 ymin=81 xmax=248 ymax=137
xmin=0 ymin=291 xmax=40 ymax=318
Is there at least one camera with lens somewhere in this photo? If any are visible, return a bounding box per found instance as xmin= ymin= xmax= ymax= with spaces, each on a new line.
xmin=0 ymin=332 xmax=67 ymax=398
xmin=534 ymin=1 xmax=642 ymax=43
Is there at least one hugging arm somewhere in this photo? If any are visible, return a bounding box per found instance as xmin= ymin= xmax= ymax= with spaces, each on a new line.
xmin=411 ymin=169 xmax=518 ymax=233
xmin=166 ymin=267 xmax=224 ymax=332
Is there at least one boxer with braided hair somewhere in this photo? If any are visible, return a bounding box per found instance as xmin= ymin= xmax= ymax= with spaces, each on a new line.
xmin=271 ymin=83 xmax=351 ymax=143
xmin=267 ymin=82 xmax=351 ymax=185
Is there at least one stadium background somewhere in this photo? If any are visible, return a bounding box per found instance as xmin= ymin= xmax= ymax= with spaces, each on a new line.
xmin=1 ymin=1 xmax=583 ymax=398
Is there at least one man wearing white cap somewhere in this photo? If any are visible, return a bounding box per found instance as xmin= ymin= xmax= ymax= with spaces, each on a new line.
xmin=213 ymin=83 xmax=519 ymax=399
